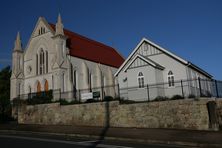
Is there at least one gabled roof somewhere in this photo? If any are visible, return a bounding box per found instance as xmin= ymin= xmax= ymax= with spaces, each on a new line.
xmin=50 ymin=24 xmax=124 ymax=68
xmin=115 ymin=38 xmax=212 ymax=78
xmin=123 ymin=54 xmax=165 ymax=71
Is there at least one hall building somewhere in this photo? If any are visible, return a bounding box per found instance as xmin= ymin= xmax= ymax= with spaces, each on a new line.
xmin=10 ymin=14 xmax=124 ymax=101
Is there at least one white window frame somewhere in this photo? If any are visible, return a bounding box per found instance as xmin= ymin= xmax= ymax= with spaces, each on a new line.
xmin=138 ymin=72 xmax=145 ymax=88
xmin=168 ymin=71 xmax=175 ymax=88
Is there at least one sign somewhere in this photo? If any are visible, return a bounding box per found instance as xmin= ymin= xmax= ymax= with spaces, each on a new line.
xmin=93 ymin=91 xmax=100 ymax=98
xmin=81 ymin=92 xmax=93 ymax=100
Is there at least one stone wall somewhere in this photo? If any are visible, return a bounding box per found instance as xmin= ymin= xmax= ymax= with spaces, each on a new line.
xmin=17 ymin=98 xmax=222 ymax=130
xmin=216 ymin=100 xmax=222 ymax=129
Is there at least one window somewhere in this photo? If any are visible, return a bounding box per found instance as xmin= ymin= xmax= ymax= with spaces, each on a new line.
xmin=39 ymin=27 xmax=46 ymax=35
xmin=168 ymin=71 xmax=175 ymax=87
xmin=46 ymin=51 xmax=48 ymax=73
xmin=138 ymin=72 xmax=145 ymax=88
xmin=37 ymin=81 xmax=41 ymax=93
xmin=52 ymin=75 xmax=54 ymax=90
xmin=44 ymin=80 xmax=49 ymax=92
xmin=40 ymin=50 xmax=44 ymax=74
xmin=62 ymin=73 xmax=65 ymax=92
xmin=36 ymin=54 xmax=38 ymax=75
xmin=38 ymin=49 xmax=48 ymax=75
xmin=89 ymin=73 xmax=92 ymax=92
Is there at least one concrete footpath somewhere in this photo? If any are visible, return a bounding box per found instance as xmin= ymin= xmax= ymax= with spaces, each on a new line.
xmin=0 ymin=124 xmax=222 ymax=147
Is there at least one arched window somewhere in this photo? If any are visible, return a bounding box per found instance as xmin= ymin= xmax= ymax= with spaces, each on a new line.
xmin=89 ymin=73 xmax=92 ymax=92
xmin=40 ymin=49 xmax=44 ymax=75
xmin=62 ymin=73 xmax=65 ymax=92
xmin=52 ymin=75 xmax=54 ymax=90
xmin=36 ymin=54 xmax=38 ymax=75
xmin=18 ymin=83 xmax=21 ymax=97
xmin=46 ymin=51 xmax=48 ymax=73
xmin=38 ymin=49 xmax=48 ymax=75
xmin=138 ymin=72 xmax=144 ymax=88
xmin=28 ymin=86 xmax=32 ymax=99
xmin=37 ymin=81 xmax=41 ymax=93
xmin=168 ymin=71 xmax=175 ymax=87
xmin=44 ymin=80 xmax=49 ymax=92
xmin=73 ymin=70 xmax=77 ymax=89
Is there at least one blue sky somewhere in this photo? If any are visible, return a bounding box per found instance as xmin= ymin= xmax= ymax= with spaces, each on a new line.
xmin=0 ymin=0 xmax=221 ymax=79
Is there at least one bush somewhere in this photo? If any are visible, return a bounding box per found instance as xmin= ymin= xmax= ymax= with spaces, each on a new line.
xmin=171 ymin=95 xmax=184 ymax=100
xmin=26 ymin=90 xmax=53 ymax=105
xmin=153 ymin=96 xmax=169 ymax=101
xmin=188 ymin=94 xmax=196 ymax=99
xmin=104 ymin=96 xmax=113 ymax=101
xmin=119 ymin=99 xmax=136 ymax=104
xmin=85 ymin=99 xmax=99 ymax=103
xmin=59 ymin=99 xmax=80 ymax=105
xmin=12 ymin=98 xmax=27 ymax=106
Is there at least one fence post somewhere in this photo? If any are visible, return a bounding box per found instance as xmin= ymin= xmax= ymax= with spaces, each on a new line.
xmin=147 ymin=84 xmax=150 ymax=102
xmin=181 ymin=80 xmax=184 ymax=98
xmin=215 ymin=80 xmax=219 ymax=98
xmin=198 ymin=77 xmax=202 ymax=97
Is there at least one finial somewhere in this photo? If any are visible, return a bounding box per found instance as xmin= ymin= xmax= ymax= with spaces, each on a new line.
xmin=14 ymin=32 xmax=22 ymax=51
xmin=55 ymin=13 xmax=64 ymax=35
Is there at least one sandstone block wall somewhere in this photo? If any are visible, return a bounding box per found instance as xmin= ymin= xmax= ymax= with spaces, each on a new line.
xmin=17 ymin=98 xmax=222 ymax=130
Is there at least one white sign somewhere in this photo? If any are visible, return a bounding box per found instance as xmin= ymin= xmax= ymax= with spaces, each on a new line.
xmin=81 ymin=92 xmax=93 ymax=100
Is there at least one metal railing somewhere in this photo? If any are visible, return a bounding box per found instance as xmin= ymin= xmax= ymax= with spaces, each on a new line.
xmin=15 ymin=78 xmax=222 ymax=104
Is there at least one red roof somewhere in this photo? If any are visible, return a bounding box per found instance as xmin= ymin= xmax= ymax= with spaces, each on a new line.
xmin=50 ymin=24 xmax=124 ymax=68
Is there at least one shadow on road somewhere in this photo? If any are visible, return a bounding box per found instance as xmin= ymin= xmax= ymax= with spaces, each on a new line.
xmin=88 ymin=101 xmax=110 ymax=148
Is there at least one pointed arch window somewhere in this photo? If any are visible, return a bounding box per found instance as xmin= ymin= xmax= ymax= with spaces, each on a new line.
xmin=73 ymin=70 xmax=77 ymax=89
xmin=89 ymin=72 xmax=92 ymax=92
xmin=40 ymin=49 xmax=44 ymax=75
xmin=37 ymin=81 xmax=41 ymax=93
xmin=28 ymin=86 xmax=32 ymax=99
xmin=62 ymin=73 xmax=65 ymax=92
xmin=44 ymin=80 xmax=49 ymax=92
xmin=36 ymin=54 xmax=38 ymax=75
xmin=46 ymin=51 xmax=48 ymax=73
xmin=38 ymin=49 xmax=48 ymax=75
xmin=52 ymin=75 xmax=54 ymax=90
xmin=138 ymin=72 xmax=144 ymax=88
xmin=168 ymin=71 xmax=175 ymax=87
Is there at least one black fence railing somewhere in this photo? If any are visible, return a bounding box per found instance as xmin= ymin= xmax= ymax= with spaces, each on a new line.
xmin=15 ymin=78 xmax=222 ymax=105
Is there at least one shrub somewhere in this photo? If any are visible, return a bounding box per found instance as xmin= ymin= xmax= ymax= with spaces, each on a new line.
xmin=119 ymin=99 xmax=136 ymax=104
xmin=59 ymin=99 xmax=80 ymax=105
xmin=104 ymin=96 xmax=113 ymax=101
xmin=188 ymin=94 xmax=196 ymax=99
xmin=12 ymin=98 xmax=27 ymax=106
xmin=153 ymin=96 xmax=169 ymax=101
xmin=85 ymin=99 xmax=99 ymax=103
xmin=171 ymin=95 xmax=184 ymax=100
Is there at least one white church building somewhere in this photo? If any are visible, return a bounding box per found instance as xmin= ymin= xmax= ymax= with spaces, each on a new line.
xmin=115 ymin=38 xmax=213 ymax=101
xmin=10 ymin=14 xmax=124 ymax=101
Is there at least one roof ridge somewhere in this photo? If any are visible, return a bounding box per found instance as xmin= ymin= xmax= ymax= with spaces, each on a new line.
xmin=49 ymin=23 xmax=116 ymax=51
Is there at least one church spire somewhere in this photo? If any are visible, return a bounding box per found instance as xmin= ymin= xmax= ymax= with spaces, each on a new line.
xmin=14 ymin=32 xmax=22 ymax=51
xmin=55 ymin=13 xmax=64 ymax=36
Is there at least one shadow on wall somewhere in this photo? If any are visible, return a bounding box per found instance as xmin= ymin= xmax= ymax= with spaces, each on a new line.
xmin=88 ymin=101 xmax=110 ymax=148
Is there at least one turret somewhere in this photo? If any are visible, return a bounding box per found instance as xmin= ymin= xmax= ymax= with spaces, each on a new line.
xmin=52 ymin=13 xmax=67 ymax=66
xmin=11 ymin=32 xmax=24 ymax=100
xmin=12 ymin=32 xmax=24 ymax=76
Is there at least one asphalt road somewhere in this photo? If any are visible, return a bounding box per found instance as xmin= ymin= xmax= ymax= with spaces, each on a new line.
xmin=0 ymin=133 xmax=189 ymax=148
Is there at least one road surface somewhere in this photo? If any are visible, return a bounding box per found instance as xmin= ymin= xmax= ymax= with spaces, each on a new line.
xmin=0 ymin=133 xmax=189 ymax=148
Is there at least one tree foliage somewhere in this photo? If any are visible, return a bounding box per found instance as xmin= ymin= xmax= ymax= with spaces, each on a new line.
xmin=0 ymin=66 xmax=11 ymax=122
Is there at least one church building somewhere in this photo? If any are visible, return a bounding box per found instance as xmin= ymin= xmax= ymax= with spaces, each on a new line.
xmin=115 ymin=38 xmax=213 ymax=101
xmin=10 ymin=14 xmax=124 ymax=101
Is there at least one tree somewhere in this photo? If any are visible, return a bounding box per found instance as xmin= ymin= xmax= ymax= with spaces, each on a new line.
xmin=0 ymin=66 xmax=11 ymax=122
